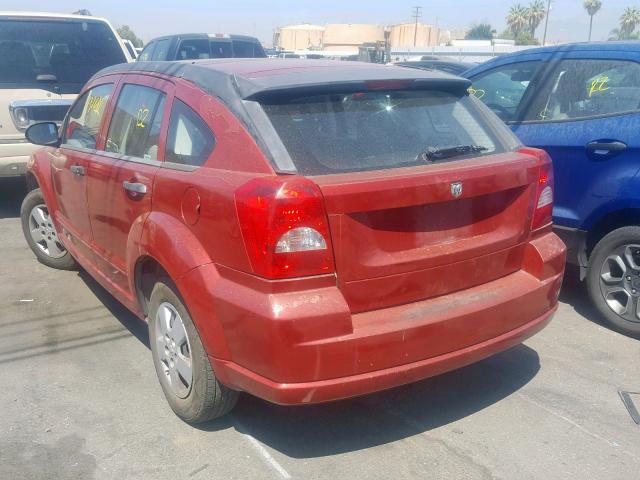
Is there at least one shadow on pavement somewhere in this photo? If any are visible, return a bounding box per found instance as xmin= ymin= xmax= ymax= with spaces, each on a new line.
xmin=0 ymin=178 xmax=27 ymax=219
xmin=559 ymin=266 xmax=640 ymax=339
xmin=78 ymin=270 xmax=150 ymax=348
xmin=74 ymin=252 xmax=542 ymax=457
xmin=204 ymin=345 xmax=540 ymax=458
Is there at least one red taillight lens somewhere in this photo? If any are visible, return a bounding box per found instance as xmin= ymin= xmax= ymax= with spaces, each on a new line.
xmin=520 ymin=147 xmax=554 ymax=232
xmin=235 ymin=177 xmax=335 ymax=279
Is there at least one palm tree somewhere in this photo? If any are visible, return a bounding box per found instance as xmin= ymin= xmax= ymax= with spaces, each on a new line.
xmin=584 ymin=0 xmax=602 ymax=41
xmin=507 ymin=4 xmax=529 ymax=36
xmin=620 ymin=6 xmax=640 ymax=38
xmin=526 ymin=0 xmax=547 ymax=37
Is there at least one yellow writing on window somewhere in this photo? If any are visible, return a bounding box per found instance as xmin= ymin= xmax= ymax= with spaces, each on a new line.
xmin=588 ymin=76 xmax=609 ymax=97
xmin=467 ymin=86 xmax=486 ymax=100
xmin=136 ymin=106 xmax=150 ymax=129
xmin=539 ymin=107 xmax=550 ymax=120
xmin=87 ymin=96 xmax=105 ymax=115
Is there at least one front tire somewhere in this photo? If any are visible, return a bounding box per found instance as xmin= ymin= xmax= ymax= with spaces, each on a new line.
xmin=586 ymin=226 xmax=640 ymax=337
xmin=20 ymin=188 xmax=78 ymax=270
xmin=148 ymin=279 xmax=239 ymax=423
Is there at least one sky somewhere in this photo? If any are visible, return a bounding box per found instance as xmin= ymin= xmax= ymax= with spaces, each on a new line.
xmin=1 ymin=0 xmax=634 ymax=45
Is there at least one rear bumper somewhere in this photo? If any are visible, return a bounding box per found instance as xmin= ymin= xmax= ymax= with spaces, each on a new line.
xmin=181 ymin=232 xmax=565 ymax=405
xmin=553 ymin=225 xmax=587 ymax=267
xmin=211 ymin=305 xmax=556 ymax=405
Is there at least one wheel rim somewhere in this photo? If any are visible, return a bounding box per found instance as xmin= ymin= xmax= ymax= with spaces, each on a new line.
xmin=599 ymin=243 xmax=640 ymax=323
xmin=28 ymin=204 xmax=67 ymax=259
xmin=155 ymin=302 xmax=193 ymax=398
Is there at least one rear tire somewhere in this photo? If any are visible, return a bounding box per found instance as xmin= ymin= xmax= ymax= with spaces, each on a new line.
xmin=586 ymin=226 xmax=640 ymax=337
xmin=20 ymin=188 xmax=78 ymax=270
xmin=148 ymin=279 xmax=239 ymax=423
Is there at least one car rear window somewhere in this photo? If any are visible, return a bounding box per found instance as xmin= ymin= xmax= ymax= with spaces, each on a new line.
xmin=261 ymin=90 xmax=504 ymax=175
xmin=0 ymin=18 xmax=126 ymax=91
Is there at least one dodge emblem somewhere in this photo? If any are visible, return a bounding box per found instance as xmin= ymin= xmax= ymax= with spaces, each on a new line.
xmin=450 ymin=181 xmax=463 ymax=198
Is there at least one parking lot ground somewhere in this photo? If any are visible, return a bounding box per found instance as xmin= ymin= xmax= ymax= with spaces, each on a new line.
xmin=1 ymin=178 xmax=639 ymax=480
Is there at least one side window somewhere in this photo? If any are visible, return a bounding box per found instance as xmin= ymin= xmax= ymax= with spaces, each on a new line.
xmin=105 ymin=84 xmax=166 ymax=161
xmin=151 ymin=39 xmax=170 ymax=61
xmin=62 ymin=83 xmax=113 ymax=150
xmin=177 ymin=39 xmax=210 ymax=60
xmin=536 ymin=59 xmax=640 ymax=122
xmin=470 ymin=61 xmax=541 ymax=122
xmin=137 ymin=42 xmax=155 ymax=62
xmin=165 ymin=99 xmax=215 ymax=167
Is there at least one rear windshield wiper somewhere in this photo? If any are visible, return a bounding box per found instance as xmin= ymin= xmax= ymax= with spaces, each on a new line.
xmin=416 ymin=145 xmax=488 ymax=162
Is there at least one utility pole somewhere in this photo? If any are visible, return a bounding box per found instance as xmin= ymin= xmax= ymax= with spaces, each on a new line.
xmin=412 ymin=6 xmax=422 ymax=47
xmin=542 ymin=0 xmax=551 ymax=45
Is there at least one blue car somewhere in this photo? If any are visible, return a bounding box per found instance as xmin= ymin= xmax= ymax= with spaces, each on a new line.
xmin=465 ymin=42 xmax=640 ymax=336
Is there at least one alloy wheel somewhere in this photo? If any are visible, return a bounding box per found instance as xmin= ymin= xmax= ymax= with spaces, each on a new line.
xmin=28 ymin=204 xmax=66 ymax=259
xmin=155 ymin=302 xmax=193 ymax=398
xmin=599 ymin=244 xmax=640 ymax=323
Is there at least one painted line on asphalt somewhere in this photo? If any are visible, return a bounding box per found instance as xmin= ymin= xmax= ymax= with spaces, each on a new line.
xmin=235 ymin=420 xmax=292 ymax=479
xmin=518 ymin=393 xmax=640 ymax=463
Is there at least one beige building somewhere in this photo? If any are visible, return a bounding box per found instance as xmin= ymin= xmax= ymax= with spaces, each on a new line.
xmin=275 ymin=24 xmax=325 ymax=51
xmin=389 ymin=23 xmax=440 ymax=48
xmin=322 ymin=24 xmax=385 ymax=51
xmin=275 ymin=22 xmax=442 ymax=52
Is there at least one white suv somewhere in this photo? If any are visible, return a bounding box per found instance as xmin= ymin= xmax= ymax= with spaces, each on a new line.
xmin=0 ymin=12 xmax=131 ymax=177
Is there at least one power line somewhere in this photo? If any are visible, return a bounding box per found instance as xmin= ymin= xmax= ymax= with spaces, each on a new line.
xmin=411 ymin=6 xmax=422 ymax=47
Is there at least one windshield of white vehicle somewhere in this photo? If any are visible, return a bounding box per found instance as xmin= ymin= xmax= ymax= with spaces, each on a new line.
xmin=0 ymin=18 xmax=126 ymax=92
xmin=262 ymin=90 xmax=503 ymax=175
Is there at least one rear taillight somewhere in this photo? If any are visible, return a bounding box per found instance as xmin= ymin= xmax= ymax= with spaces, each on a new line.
xmin=235 ymin=177 xmax=335 ymax=279
xmin=520 ymin=147 xmax=554 ymax=232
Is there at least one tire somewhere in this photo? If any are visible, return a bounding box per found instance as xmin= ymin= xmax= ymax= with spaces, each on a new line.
xmin=148 ymin=279 xmax=239 ymax=423
xmin=586 ymin=226 xmax=640 ymax=337
xmin=20 ymin=188 xmax=78 ymax=270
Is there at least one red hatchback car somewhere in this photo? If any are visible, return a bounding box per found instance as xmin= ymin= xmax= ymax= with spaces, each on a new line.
xmin=21 ymin=59 xmax=565 ymax=423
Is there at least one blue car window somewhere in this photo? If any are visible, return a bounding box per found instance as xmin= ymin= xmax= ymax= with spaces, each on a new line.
xmin=468 ymin=61 xmax=541 ymax=122
xmin=537 ymin=59 xmax=640 ymax=122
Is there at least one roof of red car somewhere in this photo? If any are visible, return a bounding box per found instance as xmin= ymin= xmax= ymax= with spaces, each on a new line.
xmin=96 ymin=58 xmax=471 ymax=101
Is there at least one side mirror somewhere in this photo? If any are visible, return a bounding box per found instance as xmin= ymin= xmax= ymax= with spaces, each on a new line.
xmin=25 ymin=122 xmax=60 ymax=147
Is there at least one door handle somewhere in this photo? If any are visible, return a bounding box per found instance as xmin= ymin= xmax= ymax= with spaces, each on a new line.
xmin=123 ymin=181 xmax=148 ymax=195
xmin=70 ymin=165 xmax=85 ymax=176
xmin=586 ymin=140 xmax=627 ymax=158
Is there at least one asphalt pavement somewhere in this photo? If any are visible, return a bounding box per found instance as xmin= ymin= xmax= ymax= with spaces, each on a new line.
xmin=1 ymin=177 xmax=639 ymax=480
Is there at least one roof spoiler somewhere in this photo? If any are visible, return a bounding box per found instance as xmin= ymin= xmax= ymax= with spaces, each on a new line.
xmin=237 ymin=77 xmax=472 ymax=102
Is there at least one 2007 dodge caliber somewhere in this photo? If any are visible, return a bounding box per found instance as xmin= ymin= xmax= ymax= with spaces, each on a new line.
xmin=21 ymin=59 xmax=566 ymax=423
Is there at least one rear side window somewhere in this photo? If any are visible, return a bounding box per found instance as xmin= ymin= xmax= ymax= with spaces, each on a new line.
xmin=105 ymin=84 xmax=166 ymax=160
xmin=165 ymin=99 xmax=215 ymax=166
xmin=470 ymin=61 xmax=541 ymax=122
xmin=151 ymin=39 xmax=170 ymax=60
xmin=177 ymin=39 xmax=210 ymax=60
xmin=62 ymin=83 xmax=113 ymax=150
xmin=0 ymin=19 xmax=126 ymax=90
xmin=261 ymin=90 xmax=502 ymax=175
xmin=536 ymin=59 xmax=640 ymax=122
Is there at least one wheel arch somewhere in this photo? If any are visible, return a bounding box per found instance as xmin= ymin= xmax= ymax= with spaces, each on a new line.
xmin=585 ymin=208 xmax=640 ymax=260
xmin=133 ymin=212 xmax=231 ymax=359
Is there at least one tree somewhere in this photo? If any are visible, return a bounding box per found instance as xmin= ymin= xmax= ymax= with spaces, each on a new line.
xmin=465 ymin=23 xmax=496 ymax=40
xmin=116 ymin=25 xmax=144 ymax=48
xmin=507 ymin=4 xmax=528 ymax=36
xmin=584 ymin=0 xmax=602 ymax=41
xmin=73 ymin=9 xmax=92 ymax=16
xmin=526 ymin=0 xmax=546 ymax=36
xmin=500 ymin=29 xmax=539 ymax=45
xmin=620 ymin=6 xmax=640 ymax=38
